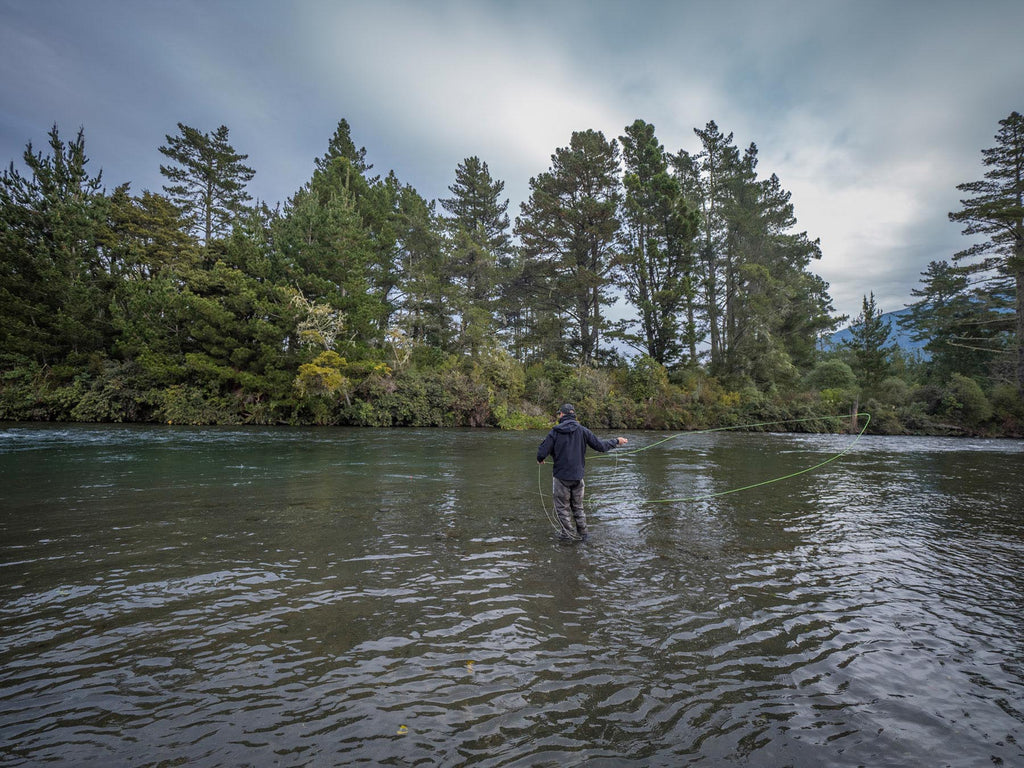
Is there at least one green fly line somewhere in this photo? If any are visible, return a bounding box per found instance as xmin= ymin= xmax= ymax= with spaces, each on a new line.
xmin=537 ymin=412 xmax=871 ymax=535
xmin=537 ymin=468 xmax=584 ymax=540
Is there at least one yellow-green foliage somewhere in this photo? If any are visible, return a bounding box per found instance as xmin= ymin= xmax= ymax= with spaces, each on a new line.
xmin=480 ymin=348 xmax=526 ymax=404
xmin=294 ymin=351 xmax=349 ymax=398
xmin=626 ymin=355 xmax=670 ymax=402
xmin=491 ymin=402 xmax=550 ymax=430
xmin=819 ymin=388 xmax=854 ymax=411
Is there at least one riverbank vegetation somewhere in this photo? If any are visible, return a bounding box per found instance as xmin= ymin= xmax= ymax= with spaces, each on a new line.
xmin=2 ymin=113 xmax=1022 ymax=436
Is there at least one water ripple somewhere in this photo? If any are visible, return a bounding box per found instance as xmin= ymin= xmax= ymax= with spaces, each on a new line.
xmin=1 ymin=427 xmax=1023 ymax=765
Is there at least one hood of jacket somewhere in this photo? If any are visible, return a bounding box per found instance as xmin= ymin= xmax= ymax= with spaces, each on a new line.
xmin=554 ymin=417 xmax=580 ymax=434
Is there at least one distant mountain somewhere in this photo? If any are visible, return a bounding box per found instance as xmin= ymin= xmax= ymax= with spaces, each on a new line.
xmin=823 ymin=307 xmax=929 ymax=357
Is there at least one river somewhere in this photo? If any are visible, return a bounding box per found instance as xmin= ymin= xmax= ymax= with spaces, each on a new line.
xmin=1 ymin=423 xmax=1022 ymax=766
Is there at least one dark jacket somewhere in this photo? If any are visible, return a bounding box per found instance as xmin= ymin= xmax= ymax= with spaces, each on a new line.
xmin=537 ymin=416 xmax=619 ymax=483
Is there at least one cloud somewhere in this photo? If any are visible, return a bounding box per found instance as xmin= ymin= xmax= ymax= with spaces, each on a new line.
xmin=2 ymin=0 xmax=1021 ymax=325
xmin=292 ymin=0 xmax=634 ymax=205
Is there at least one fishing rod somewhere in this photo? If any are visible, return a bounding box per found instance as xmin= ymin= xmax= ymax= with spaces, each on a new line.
xmin=537 ymin=412 xmax=871 ymax=534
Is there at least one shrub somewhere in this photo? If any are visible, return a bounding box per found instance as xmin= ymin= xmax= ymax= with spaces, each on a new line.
xmin=862 ymin=397 xmax=906 ymax=435
xmin=161 ymin=385 xmax=239 ymax=425
xmin=910 ymin=383 xmax=944 ymax=415
xmin=440 ymin=369 xmax=490 ymax=426
xmin=524 ymin=362 xmax=556 ymax=412
xmin=626 ymin=355 xmax=669 ymax=402
xmin=991 ymin=382 xmax=1024 ymax=420
xmin=0 ymin=365 xmax=53 ymax=420
xmin=877 ymin=376 xmax=911 ymax=407
xmin=480 ymin=348 xmax=525 ymax=404
xmin=941 ymin=374 xmax=993 ymax=428
xmin=70 ymin=365 xmax=154 ymax=422
xmin=492 ymin=402 xmax=550 ymax=430
xmin=294 ymin=351 xmax=350 ymax=399
xmin=819 ymin=387 xmax=857 ymax=412
xmin=805 ymin=359 xmax=857 ymax=391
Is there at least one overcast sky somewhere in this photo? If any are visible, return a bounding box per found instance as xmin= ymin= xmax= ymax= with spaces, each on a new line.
xmin=2 ymin=0 xmax=1021 ymax=323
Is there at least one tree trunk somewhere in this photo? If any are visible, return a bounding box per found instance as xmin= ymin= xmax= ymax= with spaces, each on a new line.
xmin=687 ymin=301 xmax=697 ymax=364
xmin=1016 ymin=265 xmax=1024 ymax=397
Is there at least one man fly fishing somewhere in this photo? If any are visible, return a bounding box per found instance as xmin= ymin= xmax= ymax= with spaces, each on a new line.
xmin=537 ymin=403 xmax=628 ymax=541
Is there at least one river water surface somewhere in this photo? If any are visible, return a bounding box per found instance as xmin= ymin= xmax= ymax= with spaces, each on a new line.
xmin=1 ymin=424 xmax=1023 ymax=766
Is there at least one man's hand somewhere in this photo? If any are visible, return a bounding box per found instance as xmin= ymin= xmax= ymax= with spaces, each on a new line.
xmin=617 ymin=437 xmax=628 ymax=445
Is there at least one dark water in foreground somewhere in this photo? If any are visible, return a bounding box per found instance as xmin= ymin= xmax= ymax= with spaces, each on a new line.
xmin=1 ymin=424 xmax=1023 ymax=767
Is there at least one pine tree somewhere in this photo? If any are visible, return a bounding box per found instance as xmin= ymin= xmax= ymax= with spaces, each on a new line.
xmin=616 ymin=119 xmax=699 ymax=366
xmin=274 ymin=178 xmax=378 ymax=348
xmin=901 ymin=260 xmax=1004 ymax=381
xmin=847 ymin=292 xmax=894 ymax=395
xmin=103 ymin=187 xmax=198 ymax=281
xmin=187 ymin=229 xmax=296 ymax=399
xmin=440 ymin=156 xmax=511 ymax=255
xmin=107 ymin=190 xmax=296 ymax=407
xmin=674 ymin=121 xmax=739 ymax=369
xmin=315 ymin=119 xmax=371 ymax=177
xmin=949 ymin=110 xmax=1024 ymax=395
xmin=439 ymin=156 xmax=512 ymax=355
xmin=395 ymin=185 xmax=451 ymax=349
xmin=675 ymin=127 xmax=834 ymax=385
xmin=306 ymin=119 xmax=417 ymax=340
xmin=107 ymin=189 xmax=201 ymax=381
xmin=515 ymin=129 xmax=621 ymax=364
xmin=159 ymin=123 xmax=255 ymax=243
xmin=722 ymin=148 xmax=833 ymax=385
xmin=273 ymin=120 xmax=386 ymax=349
xmin=0 ymin=125 xmax=112 ymax=368
xmin=363 ymin=172 xmax=407 ymax=333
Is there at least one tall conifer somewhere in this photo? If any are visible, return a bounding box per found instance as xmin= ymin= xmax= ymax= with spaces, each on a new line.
xmin=439 ymin=156 xmax=511 ymax=355
xmin=847 ymin=293 xmax=894 ymax=395
xmin=159 ymin=123 xmax=255 ymax=243
xmin=0 ymin=125 xmax=111 ymax=367
xmin=949 ymin=110 xmax=1024 ymax=395
xmin=617 ymin=119 xmax=698 ymax=366
xmin=516 ymin=130 xmax=621 ymax=364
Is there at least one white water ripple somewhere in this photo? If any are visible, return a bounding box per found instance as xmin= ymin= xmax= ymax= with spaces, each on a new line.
xmin=1 ymin=426 xmax=1022 ymax=766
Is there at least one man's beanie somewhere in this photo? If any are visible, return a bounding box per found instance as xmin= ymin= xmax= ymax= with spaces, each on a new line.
xmin=559 ymin=403 xmax=576 ymax=417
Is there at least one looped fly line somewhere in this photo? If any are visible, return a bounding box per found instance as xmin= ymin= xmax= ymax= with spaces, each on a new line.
xmin=536 ymin=413 xmax=871 ymax=524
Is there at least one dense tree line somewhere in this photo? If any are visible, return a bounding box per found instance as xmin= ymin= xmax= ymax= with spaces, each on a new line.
xmin=1 ymin=113 xmax=1021 ymax=435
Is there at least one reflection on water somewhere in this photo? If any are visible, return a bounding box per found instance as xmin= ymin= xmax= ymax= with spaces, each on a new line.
xmin=1 ymin=424 xmax=1023 ymax=766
